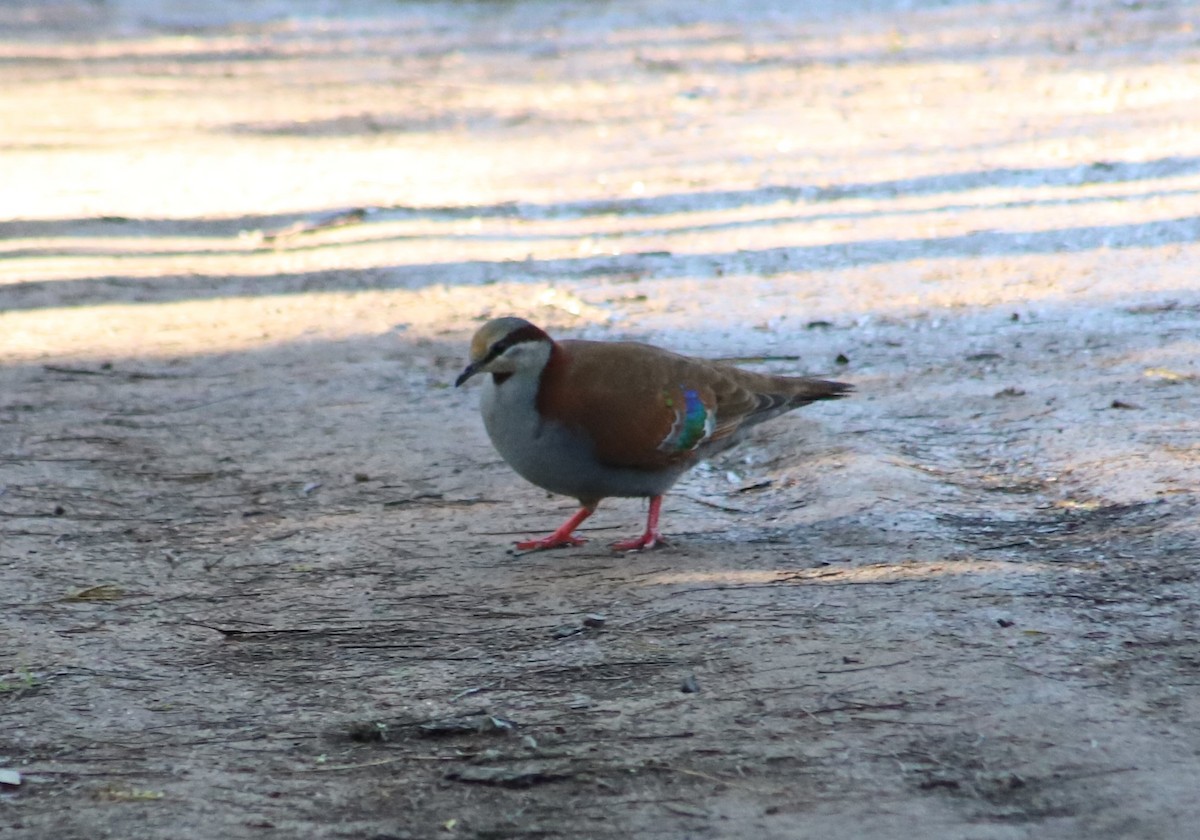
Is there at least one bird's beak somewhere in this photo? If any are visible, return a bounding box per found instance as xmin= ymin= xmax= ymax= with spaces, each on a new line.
xmin=454 ymin=362 xmax=480 ymax=388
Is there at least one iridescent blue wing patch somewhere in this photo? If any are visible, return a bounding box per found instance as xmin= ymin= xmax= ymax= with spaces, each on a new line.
xmin=658 ymin=388 xmax=715 ymax=453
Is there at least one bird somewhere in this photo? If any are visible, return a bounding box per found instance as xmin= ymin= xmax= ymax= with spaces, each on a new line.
xmin=455 ymin=317 xmax=852 ymax=551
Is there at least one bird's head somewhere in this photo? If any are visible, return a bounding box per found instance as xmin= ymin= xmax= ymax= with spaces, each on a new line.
xmin=455 ymin=317 xmax=555 ymax=387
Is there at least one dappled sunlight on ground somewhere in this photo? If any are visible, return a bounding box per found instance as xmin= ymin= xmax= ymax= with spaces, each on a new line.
xmin=644 ymin=558 xmax=1050 ymax=587
xmin=3 ymin=0 xmax=1199 ymax=370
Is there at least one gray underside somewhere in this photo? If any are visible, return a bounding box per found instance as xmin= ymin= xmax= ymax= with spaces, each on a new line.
xmin=480 ymin=372 xmax=688 ymax=505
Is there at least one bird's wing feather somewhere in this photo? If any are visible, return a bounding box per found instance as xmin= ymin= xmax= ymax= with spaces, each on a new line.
xmin=539 ymin=341 xmax=848 ymax=471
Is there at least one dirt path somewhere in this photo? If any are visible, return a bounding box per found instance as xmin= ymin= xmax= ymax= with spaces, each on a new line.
xmin=3 ymin=1 xmax=1200 ymax=837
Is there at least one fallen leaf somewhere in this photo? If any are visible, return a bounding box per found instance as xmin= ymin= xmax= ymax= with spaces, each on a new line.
xmin=62 ymin=584 xmax=125 ymax=602
xmin=1144 ymin=367 xmax=1195 ymax=382
xmin=663 ymin=802 xmax=708 ymax=817
xmin=96 ymin=788 xmax=164 ymax=802
xmin=418 ymin=715 xmax=517 ymax=737
xmin=445 ymin=761 xmax=574 ymax=788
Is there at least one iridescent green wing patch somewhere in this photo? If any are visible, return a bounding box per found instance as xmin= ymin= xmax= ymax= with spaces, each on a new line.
xmin=658 ymin=388 xmax=714 ymax=453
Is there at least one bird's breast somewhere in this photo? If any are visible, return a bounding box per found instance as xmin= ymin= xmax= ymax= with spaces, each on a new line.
xmin=478 ymin=375 xmax=683 ymax=502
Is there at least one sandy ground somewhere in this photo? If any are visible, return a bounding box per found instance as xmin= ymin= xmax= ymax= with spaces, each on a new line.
xmin=3 ymin=0 xmax=1200 ymax=837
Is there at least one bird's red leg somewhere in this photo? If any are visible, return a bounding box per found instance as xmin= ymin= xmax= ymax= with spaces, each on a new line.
xmin=611 ymin=496 xmax=666 ymax=551
xmin=516 ymin=507 xmax=593 ymax=551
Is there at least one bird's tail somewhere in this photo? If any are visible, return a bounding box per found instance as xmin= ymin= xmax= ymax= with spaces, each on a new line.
xmin=743 ymin=376 xmax=853 ymax=427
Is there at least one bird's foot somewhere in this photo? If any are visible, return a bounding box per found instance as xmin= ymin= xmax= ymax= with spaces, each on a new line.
xmin=515 ymin=507 xmax=594 ymax=551
xmin=515 ymin=533 xmax=587 ymax=551
xmin=610 ymin=531 xmax=667 ymax=552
